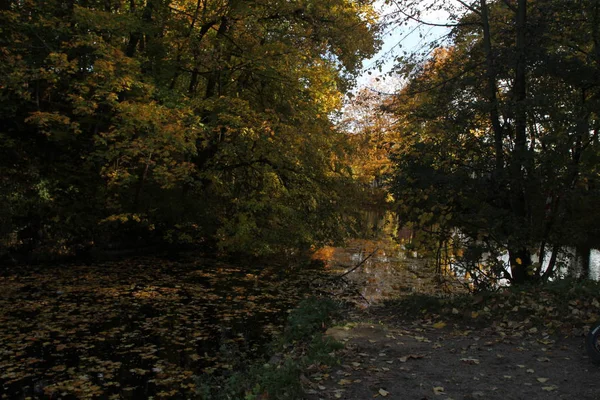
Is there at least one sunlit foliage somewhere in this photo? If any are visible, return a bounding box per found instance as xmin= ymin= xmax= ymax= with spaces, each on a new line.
xmin=0 ymin=0 xmax=380 ymax=259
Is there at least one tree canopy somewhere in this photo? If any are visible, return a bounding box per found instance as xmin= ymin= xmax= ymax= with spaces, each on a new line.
xmin=386 ymin=0 xmax=600 ymax=285
xmin=0 ymin=0 xmax=381 ymax=260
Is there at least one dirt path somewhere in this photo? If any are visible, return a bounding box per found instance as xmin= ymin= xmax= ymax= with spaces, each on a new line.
xmin=307 ymin=239 xmax=600 ymax=399
xmin=306 ymin=316 xmax=600 ymax=400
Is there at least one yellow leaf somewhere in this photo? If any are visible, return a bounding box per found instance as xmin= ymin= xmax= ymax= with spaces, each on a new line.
xmin=433 ymin=386 xmax=444 ymax=395
xmin=432 ymin=321 xmax=446 ymax=329
xmin=516 ymin=257 xmax=522 ymax=265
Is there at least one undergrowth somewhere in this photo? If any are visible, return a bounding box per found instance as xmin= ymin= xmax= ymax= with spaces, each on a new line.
xmin=196 ymin=297 xmax=342 ymax=400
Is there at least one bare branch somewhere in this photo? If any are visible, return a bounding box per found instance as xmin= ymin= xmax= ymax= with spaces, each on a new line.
xmin=391 ymin=1 xmax=481 ymax=28
xmin=456 ymin=0 xmax=481 ymax=16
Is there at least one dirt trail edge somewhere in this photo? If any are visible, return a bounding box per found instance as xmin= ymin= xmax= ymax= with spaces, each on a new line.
xmin=306 ymin=316 xmax=600 ymax=400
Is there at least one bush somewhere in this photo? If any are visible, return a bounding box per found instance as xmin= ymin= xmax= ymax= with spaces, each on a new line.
xmin=196 ymin=296 xmax=342 ymax=400
xmin=284 ymin=297 xmax=340 ymax=342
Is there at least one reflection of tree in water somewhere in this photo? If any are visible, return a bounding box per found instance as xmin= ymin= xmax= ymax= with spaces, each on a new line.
xmin=317 ymin=238 xmax=467 ymax=306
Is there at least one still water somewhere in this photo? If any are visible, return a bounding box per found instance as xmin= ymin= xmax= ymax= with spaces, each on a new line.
xmin=318 ymin=238 xmax=600 ymax=305
xmin=315 ymin=238 xmax=465 ymax=305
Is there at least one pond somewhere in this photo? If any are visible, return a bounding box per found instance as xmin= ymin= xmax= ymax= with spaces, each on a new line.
xmin=317 ymin=237 xmax=600 ymax=303
xmin=0 ymin=255 xmax=323 ymax=399
xmin=313 ymin=238 xmax=466 ymax=305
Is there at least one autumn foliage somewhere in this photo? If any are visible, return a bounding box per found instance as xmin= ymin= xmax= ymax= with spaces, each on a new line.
xmin=0 ymin=0 xmax=380 ymax=260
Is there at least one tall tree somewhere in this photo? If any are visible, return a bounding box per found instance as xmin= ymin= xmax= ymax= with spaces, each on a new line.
xmin=386 ymin=0 xmax=600 ymax=284
xmin=0 ymin=0 xmax=381 ymax=259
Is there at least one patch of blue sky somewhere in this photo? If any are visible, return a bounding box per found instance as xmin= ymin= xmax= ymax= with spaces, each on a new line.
xmin=356 ymin=0 xmax=464 ymax=91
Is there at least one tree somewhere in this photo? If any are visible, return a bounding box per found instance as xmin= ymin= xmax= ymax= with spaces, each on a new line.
xmin=0 ymin=0 xmax=381 ymax=260
xmin=386 ymin=0 xmax=600 ymax=285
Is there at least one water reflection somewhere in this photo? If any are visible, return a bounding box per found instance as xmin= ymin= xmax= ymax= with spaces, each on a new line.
xmin=317 ymin=239 xmax=456 ymax=305
xmin=325 ymin=240 xmax=600 ymax=303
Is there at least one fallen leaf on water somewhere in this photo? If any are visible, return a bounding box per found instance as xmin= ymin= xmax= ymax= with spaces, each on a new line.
xmin=432 ymin=321 xmax=446 ymax=329
xmin=433 ymin=386 xmax=444 ymax=395
xmin=537 ymin=378 xmax=549 ymax=383
xmin=378 ymin=388 xmax=389 ymax=397
xmin=542 ymin=386 xmax=558 ymax=391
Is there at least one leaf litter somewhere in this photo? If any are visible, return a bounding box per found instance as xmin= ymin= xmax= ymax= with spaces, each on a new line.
xmin=0 ymin=255 xmax=330 ymax=399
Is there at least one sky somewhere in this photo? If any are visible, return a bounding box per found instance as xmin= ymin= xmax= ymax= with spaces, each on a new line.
xmin=355 ymin=0 xmax=457 ymax=91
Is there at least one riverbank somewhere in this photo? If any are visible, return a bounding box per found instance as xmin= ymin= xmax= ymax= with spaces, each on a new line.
xmin=303 ymin=279 xmax=600 ymax=400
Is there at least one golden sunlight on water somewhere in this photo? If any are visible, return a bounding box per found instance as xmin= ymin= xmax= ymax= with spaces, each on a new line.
xmin=314 ymin=239 xmax=464 ymax=305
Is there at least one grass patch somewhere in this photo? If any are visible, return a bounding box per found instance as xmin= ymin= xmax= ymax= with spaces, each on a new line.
xmin=196 ymin=296 xmax=342 ymax=400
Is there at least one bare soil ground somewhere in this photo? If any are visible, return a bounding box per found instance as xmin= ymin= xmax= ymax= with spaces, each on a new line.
xmin=307 ymin=312 xmax=600 ymax=400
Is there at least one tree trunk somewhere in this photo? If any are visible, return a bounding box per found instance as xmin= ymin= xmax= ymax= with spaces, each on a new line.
xmin=509 ymin=0 xmax=534 ymax=283
xmin=509 ymin=247 xmax=532 ymax=284
xmin=204 ymin=16 xmax=230 ymax=100
xmin=576 ymin=244 xmax=591 ymax=280
xmin=126 ymin=0 xmax=154 ymax=58
xmin=479 ymin=0 xmax=504 ymax=177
